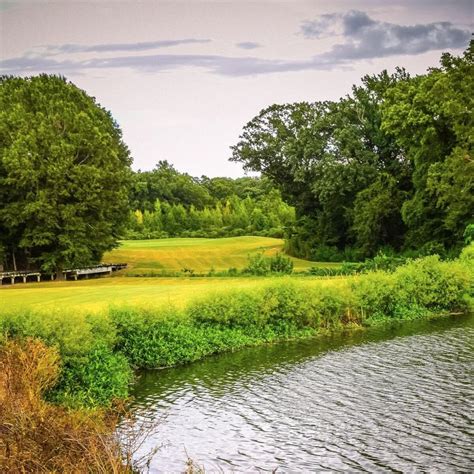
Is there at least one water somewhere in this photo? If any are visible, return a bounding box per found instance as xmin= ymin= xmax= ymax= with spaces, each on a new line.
xmin=126 ymin=314 xmax=474 ymax=472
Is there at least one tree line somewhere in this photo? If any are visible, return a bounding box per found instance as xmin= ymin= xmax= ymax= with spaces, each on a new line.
xmin=231 ymin=43 xmax=473 ymax=260
xmin=127 ymin=162 xmax=295 ymax=238
xmin=0 ymin=43 xmax=471 ymax=273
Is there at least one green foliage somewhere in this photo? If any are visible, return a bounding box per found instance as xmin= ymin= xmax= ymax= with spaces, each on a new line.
xmin=53 ymin=344 xmax=131 ymax=407
xmin=269 ymin=252 xmax=294 ymax=274
xmin=245 ymin=253 xmax=270 ymax=275
xmin=231 ymin=45 xmax=472 ymax=259
xmin=352 ymin=254 xmax=472 ymax=322
xmin=1 ymin=252 xmax=472 ymax=407
xmin=127 ymin=190 xmax=295 ymax=239
xmin=244 ymin=252 xmax=294 ymax=275
xmin=0 ymin=310 xmax=132 ymax=407
xmin=464 ymin=224 xmax=474 ymax=245
xmin=382 ymin=44 xmax=473 ymax=249
xmin=0 ymin=75 xmax=132 ymax=273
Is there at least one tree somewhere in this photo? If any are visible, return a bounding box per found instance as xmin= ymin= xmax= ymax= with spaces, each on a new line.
xmin=230 ymin=71 xmax=407 ymax=258
xmin=0 ymin=75 xmax=132 ymax=275
xmin=382 ymin=43 xmax=473 ymax=249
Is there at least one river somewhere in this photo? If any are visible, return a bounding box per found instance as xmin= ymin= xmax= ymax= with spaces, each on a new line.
xmin=125 ymin=314 xmax=474 ymax=472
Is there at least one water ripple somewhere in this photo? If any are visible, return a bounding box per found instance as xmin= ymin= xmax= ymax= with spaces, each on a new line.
xmin=125 ymin=316 xmax=474 ymax=472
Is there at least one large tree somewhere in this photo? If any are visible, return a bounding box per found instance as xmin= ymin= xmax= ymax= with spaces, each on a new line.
xmin=0 ymin=75 xmax=132 ymax=275
xmin=382 ymin=43 xmax=473 ymax=250
xmin=230 ymin=70 xmax=408 ymax=258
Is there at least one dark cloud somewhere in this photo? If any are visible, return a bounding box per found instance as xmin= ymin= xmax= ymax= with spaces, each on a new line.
xmin=44 ymin=38 xmax=211 ymax=54
xmin=301 ymin=10 xmax=470 ymax=60
xmin=235 ymin=42 xmax=261 ymax=50
xmin=301 ymin=13 xmax=339 ymax=39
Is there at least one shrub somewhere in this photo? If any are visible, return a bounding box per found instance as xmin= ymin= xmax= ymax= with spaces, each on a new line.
xmin=0 ymin=339 xmax=131 ymax=472
xmin=393 ymin=256 xmax=471 ymax=313
xmin=269 ymin=253 xmax=294 ymax=274
xmin=0 ymin=310 xmax=132 ymax=407
xmin=245 ymin=253 xmax=270 ymax=275
xmin=187 ymin=291 xmax=264 ymax=328
xmin=351 ymin=271 xmax=397 ymax=321
xmin=53 ymin=344 xmax=132 ymax=407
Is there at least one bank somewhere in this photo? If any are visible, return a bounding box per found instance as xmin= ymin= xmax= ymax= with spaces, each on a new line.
xmin=1 ymin=246 xmax=473 ymax=471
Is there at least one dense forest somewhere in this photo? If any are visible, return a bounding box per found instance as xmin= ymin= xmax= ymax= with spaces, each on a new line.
xmin=127 ymin=162 xmax=295 ymax=239
xmin=231 ymin=44 xmax=473 ymax=260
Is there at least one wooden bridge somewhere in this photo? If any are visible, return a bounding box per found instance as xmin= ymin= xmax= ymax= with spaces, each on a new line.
xmin=0 ymin=263 xmax=127 ymax=285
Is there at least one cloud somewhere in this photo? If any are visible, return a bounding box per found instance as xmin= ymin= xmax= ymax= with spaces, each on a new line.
xmin=0 ymin=53 xmax=331 ymax=77
xmin=301 ymin=10 xmax=470 ymax=60
xmin=235 ymin=42 xmax=261 ymax=50
xmin=42 ymin=38 xmax=211 ymax=55
xmin=0 ymin=13 xmax=470 ymax=77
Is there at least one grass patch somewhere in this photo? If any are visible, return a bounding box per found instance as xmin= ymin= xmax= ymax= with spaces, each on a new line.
xmin=0 ymin=275 xmax=349 ymax=313
xmin=102 ymin=236 xmax=332 ymax=275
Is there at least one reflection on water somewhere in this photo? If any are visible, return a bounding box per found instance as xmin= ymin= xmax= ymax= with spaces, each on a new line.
xmin=125 ymin=314 xmax=474 ymax=472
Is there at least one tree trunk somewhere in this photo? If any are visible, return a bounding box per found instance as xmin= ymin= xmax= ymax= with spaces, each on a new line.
xmin=56 ymin=265 xmax=64 ymax=281
xmin=12 ymin=251 xmax=17 ymax=272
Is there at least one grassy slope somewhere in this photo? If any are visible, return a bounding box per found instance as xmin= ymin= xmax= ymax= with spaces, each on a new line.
xmin=0 ymin=237 xmax=343 ymax=313
xmin=102 ymin=236 xmax=332 ymax=274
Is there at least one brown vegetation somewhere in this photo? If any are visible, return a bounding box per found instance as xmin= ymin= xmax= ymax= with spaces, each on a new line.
xmin=0 ymin=338 xmax=131 ymax=473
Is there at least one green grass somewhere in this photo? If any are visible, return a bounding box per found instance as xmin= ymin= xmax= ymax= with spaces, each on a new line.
xmin=102 ymin=236 xmax=332 ymax=275
xmin=0 ymin=275 xmax=349 ymax=313
xmin=1 ymin=250 xmax=472 ymax=407
xmin=0 ymin=237 xmax=342 ymax=314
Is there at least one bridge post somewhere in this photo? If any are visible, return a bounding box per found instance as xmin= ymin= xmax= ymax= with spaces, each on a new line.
xmin=23 ymin=276 xmax=27 ymax=283
xmin=51 ymin=274 xmax=54 ymax=280
xmin=36 ymin=275 xmax=40 ymax=282
xmin=10 ymin=277 xmax=14 ymax=285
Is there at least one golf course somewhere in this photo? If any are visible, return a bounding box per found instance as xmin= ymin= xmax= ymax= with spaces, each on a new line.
xmin=0 ymin=237 xmax=341 ymax=313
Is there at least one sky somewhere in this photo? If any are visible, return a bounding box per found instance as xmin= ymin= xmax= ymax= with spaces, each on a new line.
xmin=0 ymin=0 xmax=472 ymax=177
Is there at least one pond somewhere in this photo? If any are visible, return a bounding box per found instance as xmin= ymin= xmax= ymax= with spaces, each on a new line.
xmin=125 ymin=314 xmax=474 ymax=472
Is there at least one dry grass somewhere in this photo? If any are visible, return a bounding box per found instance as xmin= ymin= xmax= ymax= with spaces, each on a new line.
xmin=0 ymin=338 xmax=132 ymax=473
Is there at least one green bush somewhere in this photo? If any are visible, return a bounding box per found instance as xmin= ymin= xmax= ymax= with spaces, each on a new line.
xmin=0 ymin=310 xmax=132 ymax=407
xmin=52 ymin=344 xmax=132 ymax=407
xmin=245 ymin=253 xmax=270 ymax=275
xmin=269 ymin=253 xmax=294 ymax=274
xmin=393 ymin=256 xmax=471 ymax=313
xmin=351 ymin=271 xmax=397 ymax=321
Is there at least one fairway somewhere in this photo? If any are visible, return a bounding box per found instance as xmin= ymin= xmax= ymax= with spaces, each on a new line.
xmin=0 ymin=275 xmax=349 ymax=313
xmin=102 ymin=236 xmax=326 ymax=275
xmin=0 ymin=237 xmax=343 ymax=314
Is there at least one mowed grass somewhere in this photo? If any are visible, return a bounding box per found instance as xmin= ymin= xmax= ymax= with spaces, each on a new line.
xmin=0 ymin=237 xmax=344 ymax=314
xmin=102 ymin=236 xmax=330 ymax=275
xmin=0 ymin=276 xmax=350 ymax=313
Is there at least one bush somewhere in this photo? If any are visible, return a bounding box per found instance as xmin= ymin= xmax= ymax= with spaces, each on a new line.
xmin=269 ymin=253 xmax=294 ymax=274
xmin=0 ymin=311 xmax=132 ymax=407
xmin=351 ymin=271 xmax=397 ymax=321
xmin=0 ymin=339 xmax=131 ymax=472
xmin=245 ymin=253 xmax=270 ymax=275
xmin=393 ymin=256 xmax=471 ymax=313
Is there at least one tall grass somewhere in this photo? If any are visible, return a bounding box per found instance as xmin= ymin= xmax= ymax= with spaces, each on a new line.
xmin=1 ymin=249 xmax=473 ymax=408
xmin=0 ymin=339 xmax=132 ymax=472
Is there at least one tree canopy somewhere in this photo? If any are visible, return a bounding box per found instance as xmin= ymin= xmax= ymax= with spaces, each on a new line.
xmin=0 ymin=74 xmax=132 ymax=274
xmin=231 ymin=44 xmax=473 ymax=260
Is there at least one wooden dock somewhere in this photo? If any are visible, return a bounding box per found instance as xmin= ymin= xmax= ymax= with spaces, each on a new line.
xmin=0 ymin=263 xmax=127 ymax=285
